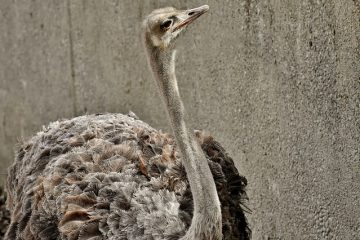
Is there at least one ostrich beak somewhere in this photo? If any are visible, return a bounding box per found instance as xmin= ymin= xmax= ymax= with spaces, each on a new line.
xmin=173 ymin=5 xmax=209 ymax=32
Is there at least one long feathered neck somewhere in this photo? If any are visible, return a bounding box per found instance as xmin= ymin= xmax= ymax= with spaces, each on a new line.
xmin=145 ymin=37 xmax=222 ymax=239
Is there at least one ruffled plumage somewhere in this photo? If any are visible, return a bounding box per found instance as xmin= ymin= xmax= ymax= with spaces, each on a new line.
xmin=5 ymin=113 xmax=250 ymax=240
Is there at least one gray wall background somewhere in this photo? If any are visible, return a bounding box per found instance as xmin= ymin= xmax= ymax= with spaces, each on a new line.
xmin=0 ymin=0 xmax=359 ymax=239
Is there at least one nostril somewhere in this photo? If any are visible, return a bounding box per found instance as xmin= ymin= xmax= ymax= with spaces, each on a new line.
xmin=188 ymin=11 xmax=195 ymax=16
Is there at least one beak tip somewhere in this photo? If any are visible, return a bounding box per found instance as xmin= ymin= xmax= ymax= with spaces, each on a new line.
xmin=202 ymin=5 xmax=210 ymax=12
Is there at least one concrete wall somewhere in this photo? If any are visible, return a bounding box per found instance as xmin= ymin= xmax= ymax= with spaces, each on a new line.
xmin=0 ymin=0 xmax=359 ymax=239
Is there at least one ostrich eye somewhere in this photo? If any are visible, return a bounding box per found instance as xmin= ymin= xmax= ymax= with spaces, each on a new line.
xmin=160 ymin=19 xmax=172 ymax=30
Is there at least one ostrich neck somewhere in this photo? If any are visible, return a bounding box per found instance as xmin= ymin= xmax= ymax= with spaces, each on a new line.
xmin=146 ymin=44 xmax=221 ymax=237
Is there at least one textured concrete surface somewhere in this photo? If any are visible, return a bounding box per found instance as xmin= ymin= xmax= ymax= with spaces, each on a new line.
xmin=0 ymin=0 xmax=359 ymax=239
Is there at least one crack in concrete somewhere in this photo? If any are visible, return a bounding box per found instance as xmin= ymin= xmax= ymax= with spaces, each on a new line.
xmin=66 ymin=0 xmax=78 ymax=116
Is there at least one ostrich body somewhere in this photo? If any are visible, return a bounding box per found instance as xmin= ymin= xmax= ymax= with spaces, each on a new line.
xmin=5 ymin=5 xmax=250 ymax=240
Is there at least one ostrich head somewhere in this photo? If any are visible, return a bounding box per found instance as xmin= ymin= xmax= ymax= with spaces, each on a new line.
xmin=143 ymin=5 xmax=209 ymax=50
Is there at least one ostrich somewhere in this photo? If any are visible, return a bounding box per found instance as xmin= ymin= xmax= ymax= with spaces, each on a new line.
xmin=5 ymin=5 xmax=250 ymax=240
